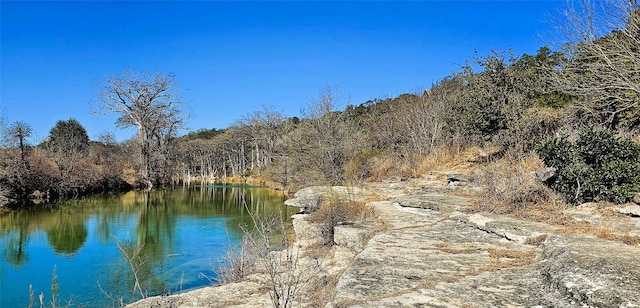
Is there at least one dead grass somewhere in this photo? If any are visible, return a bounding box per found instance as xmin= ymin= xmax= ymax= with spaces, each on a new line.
xmin=465 ymin=249 xmax=536 ymax=276
xmin=620 ymin=234 xmax=639 ymax=246
xmin=467 ymin=154 xmax=575 ymax=225
xmin=524 ymin=234 xmax=548 ymax=246
xmin=416 ymin=146 xmax=471 ymax=175
xmin=368 ymin=145 xmax=471 ymax=181
xmin=368 ymin=156 xmax=396 ymax=182
xmin=436 ymin=246 xmax=482 ymax=255
xmin=308 ymin=199 xmax=373 ymax=246
xmin=597 ymin=227 xmax=616 ymax=240
xmin=302 ymin=270 xmax=342 ymax=308
xmin=553 ymin=209 xmax=640 ymax=246
xmin=442 ymin=274 xmax=463 ymax=283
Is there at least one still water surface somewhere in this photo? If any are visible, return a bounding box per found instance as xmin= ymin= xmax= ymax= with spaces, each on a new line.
xmin=0 ymin=185 xmax=294 ymax=307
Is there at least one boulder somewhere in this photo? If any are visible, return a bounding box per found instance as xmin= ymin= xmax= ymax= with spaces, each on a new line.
xmin=617 ymin=203 xmax=640 ymax=217
xmin=284 ymin=186 xmax=373 ymax=214
xmin=534 ymin=167 xmax=556 ymax=182
xmin=291 ymin=214 xmax=322 ymax=248
xmin=284 ymin=186 xmax=324 ymax=213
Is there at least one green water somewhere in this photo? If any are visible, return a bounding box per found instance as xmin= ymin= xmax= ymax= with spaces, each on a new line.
xmin=0 ymin=185 xmax=295 ymax=307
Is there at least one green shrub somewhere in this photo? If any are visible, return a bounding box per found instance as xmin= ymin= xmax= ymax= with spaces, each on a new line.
xmin=535 ymin=127 xmax=640 ymax=204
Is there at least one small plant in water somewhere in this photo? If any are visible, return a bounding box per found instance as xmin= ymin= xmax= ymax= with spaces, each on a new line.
xmin=27 ymin=266 xmax=72 ymax=308
xmin=114 ymin=237 xmax=148 ymax=300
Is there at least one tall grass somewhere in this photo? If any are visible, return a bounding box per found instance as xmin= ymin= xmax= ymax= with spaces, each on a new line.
xmin=468 ymin=153 xmax=569 ymax=224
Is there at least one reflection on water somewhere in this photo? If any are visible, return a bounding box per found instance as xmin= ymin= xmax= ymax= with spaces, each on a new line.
xmin=0 ymin=185 xmax=294 ymax=307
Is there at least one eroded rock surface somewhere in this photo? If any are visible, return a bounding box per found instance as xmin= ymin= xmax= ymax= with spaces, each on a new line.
xmin=128 ymin=176 xmax=640 ymax=308
xmin=331 ymin=178 xmax=640 ymax=308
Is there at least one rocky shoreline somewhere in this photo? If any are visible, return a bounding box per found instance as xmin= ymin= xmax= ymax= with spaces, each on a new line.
xmin=128 ymin=175 xmax=640 ymax=307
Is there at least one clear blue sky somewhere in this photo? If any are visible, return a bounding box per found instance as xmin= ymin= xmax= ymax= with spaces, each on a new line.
xmin=1 ymin=1 xmax=563 ymax=142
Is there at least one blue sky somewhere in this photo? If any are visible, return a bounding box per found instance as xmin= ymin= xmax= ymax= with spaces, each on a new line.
xmin=1 ymin=1 xmax=563 ymax=142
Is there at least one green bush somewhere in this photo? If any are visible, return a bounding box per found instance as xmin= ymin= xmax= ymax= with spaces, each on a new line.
xmin=535 ymin=127 xmax=640 ymax=204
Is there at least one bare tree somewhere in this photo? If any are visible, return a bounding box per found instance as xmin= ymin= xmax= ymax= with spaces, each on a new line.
xmin=93 ymin=70 xmax=190 ymax=189
xmin=0 ymin=110 xmax=7 ymax=148
xmin=6 ymin=121 xmax=33 ymax=161
xmin=553 ymin=0 xmax=640 ymax=129
xmin=238 ymin=106 xmax=286 ymax=173
xmin=299 ymin=86 xmax=362 ymax=185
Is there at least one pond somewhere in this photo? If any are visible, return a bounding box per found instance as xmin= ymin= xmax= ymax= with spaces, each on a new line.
xmin=0 ymin=185 xmax=295 ymax=307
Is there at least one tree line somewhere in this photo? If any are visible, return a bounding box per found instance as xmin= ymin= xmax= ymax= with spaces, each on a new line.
xmin=1 ymin=0 xmax=639 ymax=207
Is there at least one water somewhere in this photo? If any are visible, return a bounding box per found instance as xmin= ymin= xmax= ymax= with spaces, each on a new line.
xmin=0 ymin=185 xmax=295 ymax=307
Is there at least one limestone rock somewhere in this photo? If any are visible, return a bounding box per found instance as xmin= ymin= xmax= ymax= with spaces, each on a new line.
xmin=291 ymin=213 xmax=322 ymax=248
xmin=126 ymin=276 xmax=271 ymax=308
xmin=333 ymin=221 xmax=377 ymax=252
xmin=541 ymin=235 xmax=640 ymax=307
xmin=534 ymin=167 xmax=556 ymax=182
xmin=395 ymin=192 xmax=468 ymax=212
xmin=284 ymin=186 xmax=373 ymax=213
xmin=463 ymin=213 xmax=549 ymax=244
xmin=284 ymin=186 xmax=324 ymax=213
xmin=618 ymin=203 xmax=640 ymax=217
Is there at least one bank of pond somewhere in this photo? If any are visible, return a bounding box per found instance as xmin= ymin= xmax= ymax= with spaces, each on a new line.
xmin=0 ymin=185 xmax=295 ymax=307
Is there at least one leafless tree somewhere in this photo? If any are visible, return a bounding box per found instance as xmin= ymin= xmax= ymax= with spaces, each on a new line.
xmin=238 ymin=106 xmax=287 ymax=173
xmin=553 ymin=0 xmax=640 ymax=129
xmin=0 ymin=110 xmax=7 ymax=148
xmin=299 ymin=86 xmax=362 ymax=185
xmin=93 ymin=70 xmax=190 ymax=189
xmin=6 ymin=121 xmax=33 ymax=161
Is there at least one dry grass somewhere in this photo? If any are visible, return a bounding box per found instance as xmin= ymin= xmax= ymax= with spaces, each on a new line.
xmin=597 ymin=227 xmax=616 ymax=240
xmin=368 ymin=156 xmax=396 ymax=182
xmin=436 ymin=246 xmax=482 ymax=255
xmin=308 ymin=199 xmax=372 ymax=246
xmin=442 ymin=275 xmax=463 ymax=283
xmin=620 ymin=234 xmax=639 ymax=246
xmin=552 ymin=209 xmax=640 ymax=246
xmin=465 ymin=249 xmax=536 ymax=276
xmin=367 ymin=145 xmax=469 ymax=181
xmin=467 ymin=154 xmax=574 ymax=225
xmin=524 ymin=234 xmax=548 ymax=246
xmin=302 ymin=268 xmax=343 ymax=308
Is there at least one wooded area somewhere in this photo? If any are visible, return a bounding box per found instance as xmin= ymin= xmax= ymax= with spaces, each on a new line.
xmin=1 ymin=0 xmax=639 ymax=207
